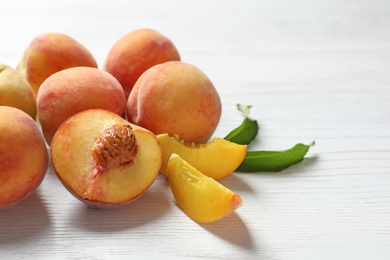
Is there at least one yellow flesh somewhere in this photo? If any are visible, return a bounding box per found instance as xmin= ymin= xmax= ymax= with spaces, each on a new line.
xmin=51 ymin=110 xmax=161 ymax=204
xmin=167 ymin=154 xmax=242 ymax=223
xmin=157 ymin=133 xmax=246 ymax=180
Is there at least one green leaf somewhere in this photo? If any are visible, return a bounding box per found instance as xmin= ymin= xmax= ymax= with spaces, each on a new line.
xmin=236 ymin=141 xmax=315 ymax=172
xmin=224 ymin=104 xmax=259 ymax=145
xmin=237 ymin=104 xmax=252 ymax=117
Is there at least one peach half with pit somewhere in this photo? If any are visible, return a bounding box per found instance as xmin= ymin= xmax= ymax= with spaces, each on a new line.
xmin=50 ymin=109 xmax=162 ymax=208
xmin=0 ymin=106 xmax=48 ymax=210
xmin=126 ymin=61 xmax=222 ymax=144
xmin=104 ymin=28 xmax=180 ymax=97
xmin=157 ymin=133 xmax=246 ymax=180
xmin=167 ymin=154 xmax=243 ymax=223
xmin=17 ymin=32 xmax=97 ymax=95
xmin=37 ymin=66 xmax=126 ymax=145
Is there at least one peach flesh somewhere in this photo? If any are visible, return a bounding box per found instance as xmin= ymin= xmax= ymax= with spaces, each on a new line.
xmin=0 ymin=106 xmax=48 ymax=210
xmin=17 ymin=32 xmax=97 ymax=95
xmin=37 ymin=66 xmax=126 ymax=145
xmin=50 ymin=109 xmax=162 ymax=208
xmin=167 ymin=154 xmax=243 ymax=223
xmin=157 ymin=133 xmax=247 ymax=180
xmin=104 ymin=28 xmax=180 ymax=97
xmin=126 ymin=61 xmax=222 ymax=144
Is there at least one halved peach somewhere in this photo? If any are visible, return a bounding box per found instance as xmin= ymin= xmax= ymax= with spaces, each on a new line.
xmin=51 ymin=109 xmax=162 ymax=208
xmin=157 ymin=133 xmax=246 ymax=180
xmin=167 ymin=154 xmax=243 ymax=223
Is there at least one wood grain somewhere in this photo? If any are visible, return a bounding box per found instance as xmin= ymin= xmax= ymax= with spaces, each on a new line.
xmin=1 ymin=0 xmax=390 ymax=259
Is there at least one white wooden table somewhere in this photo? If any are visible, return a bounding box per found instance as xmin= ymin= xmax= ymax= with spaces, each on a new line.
xmin=1 ymin=1 xmax=390 ymax=259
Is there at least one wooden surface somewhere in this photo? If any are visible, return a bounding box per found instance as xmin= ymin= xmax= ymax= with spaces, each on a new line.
xmin=1 ymin=0 xmax=390 ymax=259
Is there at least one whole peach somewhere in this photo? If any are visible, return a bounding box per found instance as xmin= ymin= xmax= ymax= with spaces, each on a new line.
xmin=37 ymin=67 xmax=126 ymax=145
xmin=17 ymin=32 xmax=97 ymax=95
xmin=126 ymin=61 xmax=222 ymax=144
xmin=0 ymin=64 xmax=37 ymax=119
xmin=0 ymin=106 xmax=48 ymax=210
xmin=104 ymin=28 xmax=180 ymax=97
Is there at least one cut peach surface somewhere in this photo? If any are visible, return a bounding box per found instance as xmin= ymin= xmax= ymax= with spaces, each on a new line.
xmin=166 ymin=154 xmax=243 ymax=223
xmin=157 ymin=133 xmax=246 ymax=180
xmin=51 ymin=109 xmax=162 ymax=208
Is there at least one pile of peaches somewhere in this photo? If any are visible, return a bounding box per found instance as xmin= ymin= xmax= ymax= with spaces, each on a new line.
xmin=0 ymin=29 xmax=247 ymax=223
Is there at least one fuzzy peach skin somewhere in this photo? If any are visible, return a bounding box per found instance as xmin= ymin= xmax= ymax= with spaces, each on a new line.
xmin=17 ymin=32 xmax=97 ymax=95
xmin=37 ymin=67 xmax=126 ymax=145
xmin=0 ymin=64 xmax=37 ymax=119
xmin=0 ymin=106 xmax=48 ymax=210
xmin=126 ymin=61 xmax=222 ymax=144
xmin=51 ymin=109 xmax=162 ymax=208
xmin=104 ymin=28 xmax=180 ymax=97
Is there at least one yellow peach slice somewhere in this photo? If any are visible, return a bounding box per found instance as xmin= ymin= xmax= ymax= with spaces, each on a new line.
xmin=167 ymin=154 xmax=243 ymax=223
xmin=157 ymin=133 xmax=246 ymax=180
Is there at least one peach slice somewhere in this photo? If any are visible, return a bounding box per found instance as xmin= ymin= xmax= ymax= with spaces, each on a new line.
xmin=157 ymin=133 xmax=246 ymax=180
xmin=51 ymin=109 xmax=162 ymax=208
xmin=167 ymin=154 xmax=243 ymax=223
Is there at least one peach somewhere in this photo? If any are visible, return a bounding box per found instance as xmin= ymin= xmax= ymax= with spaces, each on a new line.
xmin=0 ymin=106 xmax=48 ymax=210
xmin=157 ymin=133 xmax=246 ymax=180
xmin=167 ymin=154 xmax=242 ymax=223
xmin=0 ymin=64 xmax=37 ymax=119
xmin=51 ymin=109 xmax=162 ymax=208
xmin=37 ymin=66 xmax=126 ymax=145
xmin=104 ymin=28 xmax=180 ymax=97
xmin=126 ymin=61 xmax=222 ymax=144
xmin=17 ymin=32 xmax=97 ymax=95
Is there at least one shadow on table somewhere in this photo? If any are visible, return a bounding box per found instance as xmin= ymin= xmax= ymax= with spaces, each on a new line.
xmin=69 ymin=177 xmax=172 ymax=232
xmin=199 ymin=212 xmax=256 ymax=251
xmin=0 ymin=191 xmax=51 ymax=244
xmin=219 ymin=173 xmax=255 ymax=192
